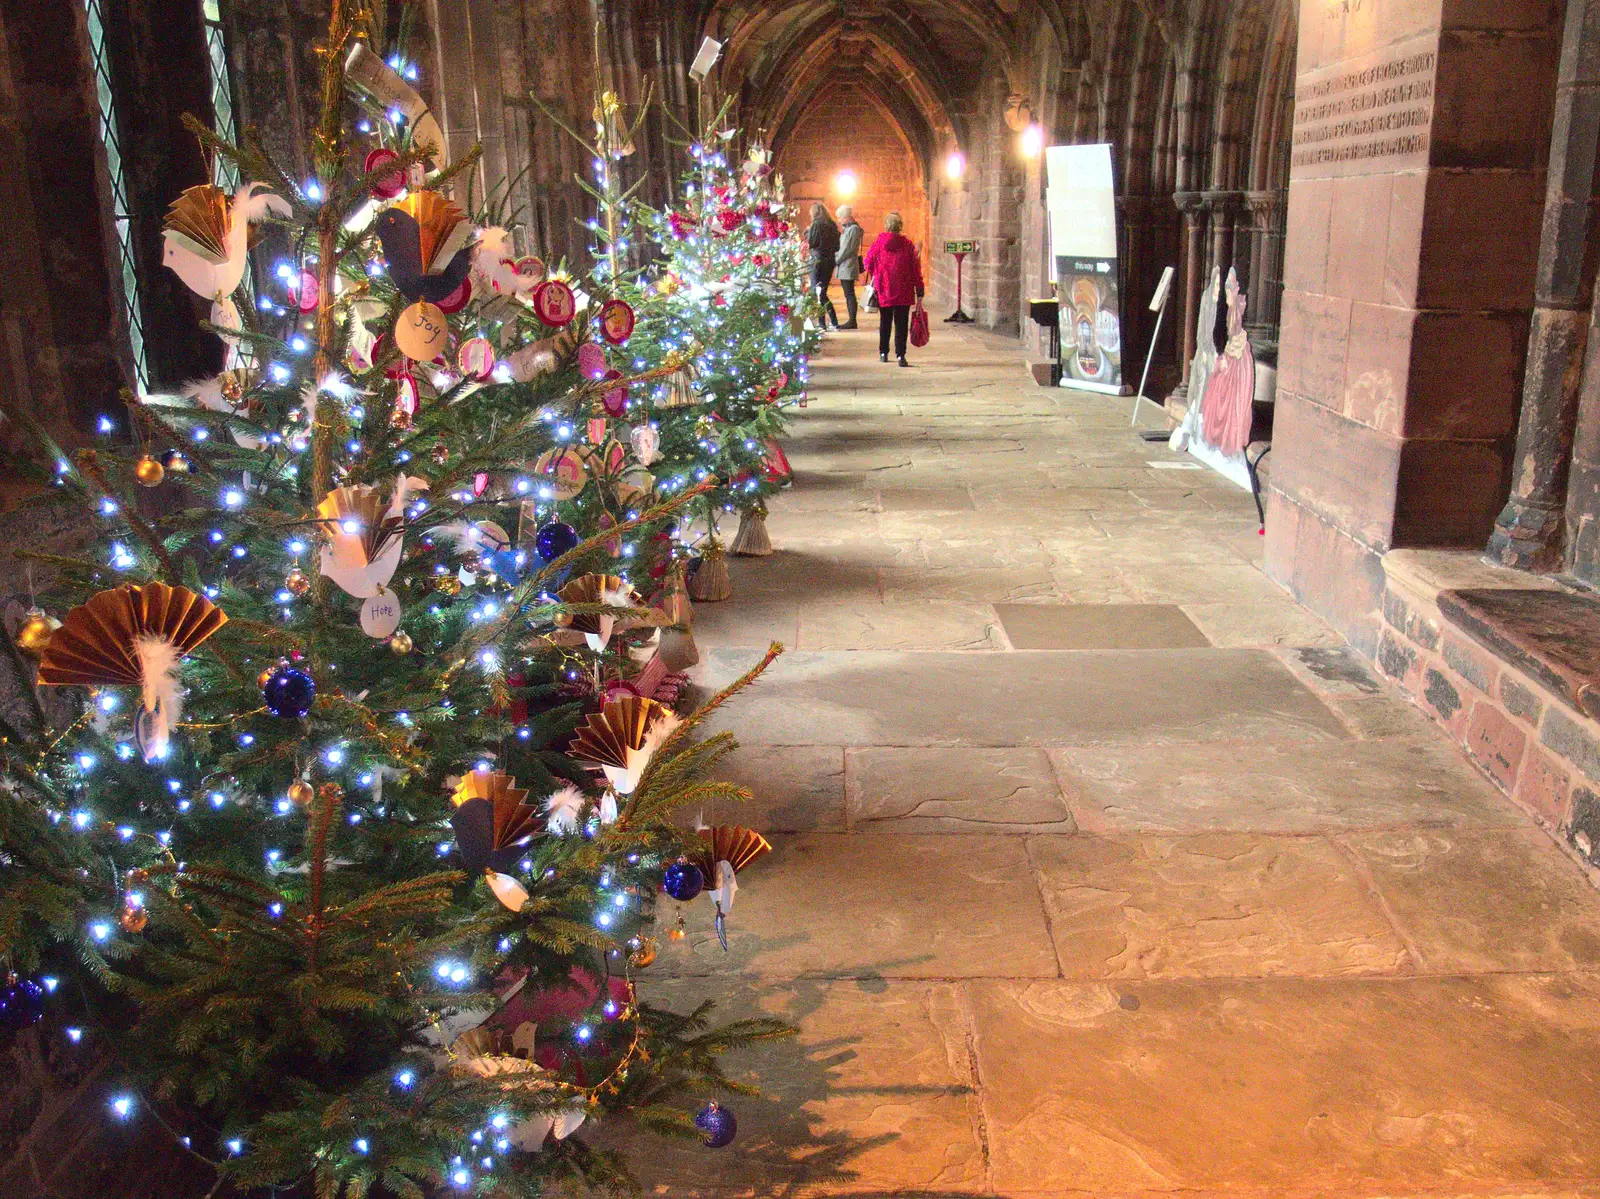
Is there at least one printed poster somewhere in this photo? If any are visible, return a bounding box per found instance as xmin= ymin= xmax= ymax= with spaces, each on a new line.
xmin=1045 ymin=144 xmax=1126 ymax=395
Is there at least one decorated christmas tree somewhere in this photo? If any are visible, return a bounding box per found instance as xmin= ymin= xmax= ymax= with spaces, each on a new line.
xmin=639 ymin=112 xmax=817 ymax=601
xmin=0 ymin=5 xmax=790 ymax=1194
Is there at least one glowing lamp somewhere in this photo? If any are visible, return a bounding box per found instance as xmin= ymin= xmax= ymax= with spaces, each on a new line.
xmin=1020 ymin=124 xmax=1044 ymax=159
xmin=945 ymin=151 xmax=967 ymax=181
xmin=834 ymin=170 xmax=858 ymax=197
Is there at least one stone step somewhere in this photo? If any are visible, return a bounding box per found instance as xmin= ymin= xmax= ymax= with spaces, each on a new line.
xmin=696 ymin=646 xmax=1348 ymax=747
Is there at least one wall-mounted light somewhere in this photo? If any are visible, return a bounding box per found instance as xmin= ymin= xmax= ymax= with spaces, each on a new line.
xmin=945 ymin=150 xmax=966 ymax=181
xmin=1019 ymin=123 xmax=1044 ymax=159
xmin=834 ymin=169 xmax=858 ymax=196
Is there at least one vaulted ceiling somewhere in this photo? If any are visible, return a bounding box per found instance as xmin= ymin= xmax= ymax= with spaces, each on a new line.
xmin=694 ymin=0 xmax=1091 ymax=164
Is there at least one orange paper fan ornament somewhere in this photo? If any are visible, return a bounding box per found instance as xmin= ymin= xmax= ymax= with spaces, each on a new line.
xmin=555 ymin=573 xmax=634 ymax=650
xmin=570 ymin=695 xmax=680 ymax=795
xmin=448 ymin=769 xmax=541 ymax=911
xmin=38 ymin=582 xmax=227 ymax=761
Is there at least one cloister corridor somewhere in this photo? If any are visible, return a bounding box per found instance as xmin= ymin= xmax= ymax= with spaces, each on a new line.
xmin=617 ymin=329 xmax=1600 ymax=1197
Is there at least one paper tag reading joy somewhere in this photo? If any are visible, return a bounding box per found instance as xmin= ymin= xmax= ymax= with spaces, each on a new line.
xmin=394 ymin=300 xmax=449 ymax=361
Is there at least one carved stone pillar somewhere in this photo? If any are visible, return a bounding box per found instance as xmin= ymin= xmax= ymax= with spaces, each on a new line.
xmin=1245 ymin=189 xmax=1287 ymax=348
xmin=1173 ymin=190 xmax=1207 ymax=391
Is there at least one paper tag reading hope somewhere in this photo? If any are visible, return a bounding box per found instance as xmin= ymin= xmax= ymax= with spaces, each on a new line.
xmin=359 ymin=586 xmax=403 ymax=639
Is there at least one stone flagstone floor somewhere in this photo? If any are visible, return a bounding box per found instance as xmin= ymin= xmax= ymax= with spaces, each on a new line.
xmin=628 ymin=327 xmax=1600 ymax=1197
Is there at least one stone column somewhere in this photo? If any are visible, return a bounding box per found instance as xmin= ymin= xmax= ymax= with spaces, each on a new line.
xmin=1245 ymin=189 xmax=1287 ymax=346
xmin=1173 ymin=190 xmax=1207 ymax=391
xmin=1265 ymin=0 xmax=1560 ymax=653
xmin=1490 ymin=0 xmax=1600 ymax=571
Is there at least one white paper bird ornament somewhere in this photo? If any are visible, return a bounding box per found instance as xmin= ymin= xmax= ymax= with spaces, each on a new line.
xmin=162 ymin=183 xmax=289 ymax=301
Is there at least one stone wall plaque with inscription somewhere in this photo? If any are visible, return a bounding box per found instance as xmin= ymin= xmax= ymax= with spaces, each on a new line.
xmin=1292 ymin=35 xmax=1435 ymax=180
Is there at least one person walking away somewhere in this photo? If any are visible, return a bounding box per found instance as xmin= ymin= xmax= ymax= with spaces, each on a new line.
xmin=806 ymin=201 xmax=842 ymax=331
xmin=863 ymin=211 xmax=924 ymax=366
xmin=835 ymin=205 xmax=863 ymax=329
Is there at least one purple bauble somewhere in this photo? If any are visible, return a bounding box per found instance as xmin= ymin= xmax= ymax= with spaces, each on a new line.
xmin=535 ymin=521 xmax=580 ymax=563
xmin=694 ymin=1101 xmax=736 ymax=1148
xmin=263 ymin=667 xmax=316 ymax=718
xmin=0 ymin=976 xmax=46 ymax=1036
xmin=662 ymin=860 xmax=704 ymax=902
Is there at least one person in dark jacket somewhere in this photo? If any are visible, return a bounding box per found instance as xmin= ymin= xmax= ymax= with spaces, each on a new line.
xmin=806 ymin=201 xmax=842 ymax=331
xmin=835 ymin=205 xmax=864 ymax=329
xmin=862 ymin=211 xmax=924 ymax=366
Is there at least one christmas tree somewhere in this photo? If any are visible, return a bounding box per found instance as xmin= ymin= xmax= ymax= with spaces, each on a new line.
xmin=0 ymin=5 xmax=791 ymax=1195
xmin=638 ymin=111 xmax=817 ymax=600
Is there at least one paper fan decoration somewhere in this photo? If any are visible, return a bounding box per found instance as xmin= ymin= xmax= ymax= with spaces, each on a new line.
xmin=570 ymin=695 xmax=680 ymax=795
xmin=37 ymin=583 xmax=228 ymax=762
xmin=317 ymin=485 xmax=405 ymax=598
xmin=374 ymin=190 xmax=476 ymax=303
xmin=556 ymin=573 xmax=634 ymax=651
xmin=690 ymin=825 xmax=772 ymax=950
xmin=449 ymin=769 xmax=541 ymax=911
xmin=162 ymin=183 xmax=290 ymax=300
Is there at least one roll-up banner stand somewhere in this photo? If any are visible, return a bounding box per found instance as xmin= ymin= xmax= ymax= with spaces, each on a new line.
xmin=1045 ymin=144 xmax=1130 ymax=396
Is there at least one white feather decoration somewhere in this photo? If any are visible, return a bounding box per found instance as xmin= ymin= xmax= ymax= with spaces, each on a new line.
xmin=472 ymin=228 xmax=538 ymax=297
xmin=598 ymin=790 xmax=619 ymax=825
xmin=544 ymin=784 xmax=585 ymax=835
xmin=182 ymin=374 xmax=265 ymax=450
xmin=133 ymin=633 xmax=181 ymax=762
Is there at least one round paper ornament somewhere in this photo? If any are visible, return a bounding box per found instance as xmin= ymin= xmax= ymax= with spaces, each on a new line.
xmin=598 ymin=299 xmax=636 ymax=345
xmin=210 ymin=296 xmax=243 ymax=342
xmin=534 ymin=521 xmax=579 ymax=563
xmin=394 ymin=301 xmax=449 ymax=361
xmin=576 ymin=341 xmax=607 ymax=380
xmin=513 ymin=255 xmax=546 ymax=281
xmin=263 ymin=666 xmax=316 ymax=718
xmin=630 ymin=424 xmax=661 ymax=466
xmin=457 ymin=335 xmax=496 ymax=381
xmin=288 ymin=269 xmax=320 ymax=314
xmin=533 ymin=447 xmax=587 ymax=501
xmin=364 ymin=148 xmax=407 ymax=200
xmin=435 ymin=276 xmax=472 ymax=314
xmin=474 ymin=520 xmax=511 ymax=553
xmin=601 ymin=370 xmax=628 ymax=416
xmin=531 ymin=279 xmax=576 ymax=327
xmin=694 ymin=1102 xmax=736 ymax=1148
xmin=359 ymin=587 xmax=403 ymax=639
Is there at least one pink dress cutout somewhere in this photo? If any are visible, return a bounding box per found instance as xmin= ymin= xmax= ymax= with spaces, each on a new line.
xmin=1202 ymin=271 xmax=1255 ymax=455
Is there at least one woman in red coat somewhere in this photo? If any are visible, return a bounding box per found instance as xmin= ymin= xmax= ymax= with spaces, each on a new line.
xmin=863 ymin=212 xmax=924 ymax=366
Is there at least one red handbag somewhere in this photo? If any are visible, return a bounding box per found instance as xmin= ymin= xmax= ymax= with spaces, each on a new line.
xmin=909 ymin=304 xmax=930 ymax=348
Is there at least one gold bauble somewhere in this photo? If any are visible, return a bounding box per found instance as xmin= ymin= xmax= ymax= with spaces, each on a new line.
xmin=388 ymin=630 xmax=413 ymax=654
xmin=133 ymin=454 xmax=165 ymax=487
xmin=629 ymin=936 xmax=657 ymax=968
xmin=434 ymin=575 xmax=462 ymax=596
xmin=287 ymin=780 xmax=315 ymax=808
xmin=162 ymin=449 xmax=192 ymax=474
xmin=284 ymin=568 xmax=311 ymax=597
xmin=119 ymin=905 xmax=148 ymax=934
xmin=459 ymin=550 xmax=483 ymax=575
xmin=431 ymin=443 xmax=450 ymax=466
xmin=667 ymin=925 xmax=686 ymax=942
xmin=15 ymin=608 xmax=57 ymax=654
xmin=257 ymin=666 xmax=277 ymax=689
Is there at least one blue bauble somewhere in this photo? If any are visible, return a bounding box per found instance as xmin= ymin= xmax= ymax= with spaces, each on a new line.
xmin=694 ymin=1101 xmax=736 ymax=1148
xmin=263 ymin=667 xmax=316 ymax=718
xmin=662 ymin=860 xmax=705 ymax=902
xmin=534 ymin=521 xmax=580 ymax=563
xmin=0 ymin=976 xmax=45 ymax=1035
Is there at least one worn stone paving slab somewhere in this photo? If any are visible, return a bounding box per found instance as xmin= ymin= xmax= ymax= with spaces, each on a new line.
xmin=698 ymin=648 xmax=1348 ymax=747
xmin=993 ymin=602 xmax=1209 ymax=650
xmin=1341 ymin=826 xmax=1600 ymax=973
xmin=798 ymin=601 xmax=1004 ymax=651
xmin=697 ymin=745 xmax=847 ymax=832
xmin=970 ymin=975 xmax=1600 ymax=1195
xmin=1053 ymin=737 xmax=1520 ymax=834
xmin=598 ymin=979 xmax=987 ymax=1195
xmin=876 ymin=485 xmax=974 ymax=511
xmin=879 ymin=564 xmax=1060 ymax=603
xmin=1029 ymin=833 xmax=1409 ymax=979
xmin=846 ymin=746 xmax=1075 ymax=832
xmin=1181 ymin=600 xmax=1343 ymax=648
xmin=653 ymin=833 xmax=1059 ymax=979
